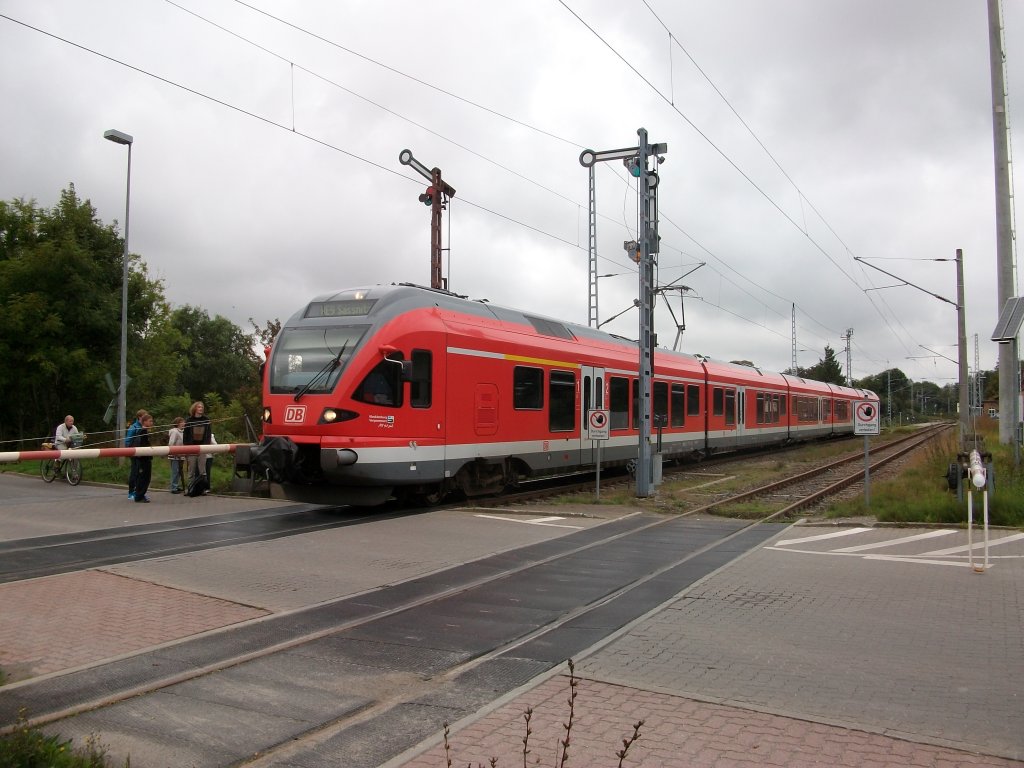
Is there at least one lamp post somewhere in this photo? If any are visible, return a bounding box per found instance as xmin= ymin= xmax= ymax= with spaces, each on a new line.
xmin=104 ymin=129 xmax=133 ymax=450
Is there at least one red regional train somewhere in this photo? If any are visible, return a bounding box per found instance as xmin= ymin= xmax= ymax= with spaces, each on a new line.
xmin=250 ymin=283 xmax=879 ymax=505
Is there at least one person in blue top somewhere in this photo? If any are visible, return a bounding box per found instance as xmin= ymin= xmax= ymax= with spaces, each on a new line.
xmin=125 ymin=409 xmax=148 ymax=500
xmin=131 ymin=413 xmax=155 ymax=503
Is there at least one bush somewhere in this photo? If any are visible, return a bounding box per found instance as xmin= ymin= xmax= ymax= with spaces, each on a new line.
xmin=0 ymin=714 xmax=122 ymax=768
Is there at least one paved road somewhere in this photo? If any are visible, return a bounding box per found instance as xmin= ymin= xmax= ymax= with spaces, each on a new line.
xmin=395 ymin=524 xmax=1024 ymax=768
xmin=1 ymin=473 xmax=1022 ymax=767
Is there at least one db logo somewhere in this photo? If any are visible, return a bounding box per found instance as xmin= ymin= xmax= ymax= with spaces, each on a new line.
xmin=284 ymin=405 xmax=306 ymax=424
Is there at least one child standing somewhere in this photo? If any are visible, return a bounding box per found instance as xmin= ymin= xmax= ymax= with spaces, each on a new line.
xmin=168 ymin=416 xmax=185 ymax=493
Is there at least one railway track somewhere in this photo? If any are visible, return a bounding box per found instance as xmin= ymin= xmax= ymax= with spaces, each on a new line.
xmin=687 ymin=422 xmax=951 ymax=519
xmin=483 ymin=423 xmax=951 ymax=512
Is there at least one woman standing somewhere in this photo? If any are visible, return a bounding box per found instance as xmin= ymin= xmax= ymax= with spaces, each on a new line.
xmin=183 ymin=401 xmax=212 ymax=491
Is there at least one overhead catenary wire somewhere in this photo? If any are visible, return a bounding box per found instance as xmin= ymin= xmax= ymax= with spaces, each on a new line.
xmin=155 ymin=1 xmax=912 ymax=371
xmin=0 ymin=7 xmax=941 ymax=380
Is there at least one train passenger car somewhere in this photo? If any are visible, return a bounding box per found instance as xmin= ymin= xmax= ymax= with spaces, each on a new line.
xmin=253 ymin=283 xmax=878 ymax=505
xmin=701 ymin=360 xmax=791 ymax=453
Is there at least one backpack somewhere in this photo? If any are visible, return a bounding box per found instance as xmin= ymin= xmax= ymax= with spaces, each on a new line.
xmin=185 ymin=473 xmax=210 ymax=498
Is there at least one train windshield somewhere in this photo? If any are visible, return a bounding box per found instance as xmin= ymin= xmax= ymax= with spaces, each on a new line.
xmin=269 ymin=326 xmax=367 ymax=395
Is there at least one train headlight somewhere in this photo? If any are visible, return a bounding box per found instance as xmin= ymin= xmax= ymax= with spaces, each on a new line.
xmin=262 ymin=407 xmax=272 ymax=423
xmin=319 ymin=408 xmax=358 ymax=424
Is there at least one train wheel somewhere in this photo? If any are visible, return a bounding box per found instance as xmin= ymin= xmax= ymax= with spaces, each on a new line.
xmin=626 ymin=459 xmax=637 ymax=478
xmin=414 ymin=485 xmax=446 ymax=506
xmin=503 ymin=466 xmax=521 ymax=492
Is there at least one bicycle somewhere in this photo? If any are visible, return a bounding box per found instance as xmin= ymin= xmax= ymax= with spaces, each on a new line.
xmin=40 ymin=434 xmax=84 ymax=486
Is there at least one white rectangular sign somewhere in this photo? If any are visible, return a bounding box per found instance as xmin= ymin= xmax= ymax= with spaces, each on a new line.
xmin=854 ymin=400 xmax=880 ymax=435
xmin=588 ymin=409 xmax=610 ymax=440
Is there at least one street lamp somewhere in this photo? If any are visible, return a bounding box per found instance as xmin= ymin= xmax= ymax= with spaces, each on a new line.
xmin=104 ymin=129 xmax=133 ymax=451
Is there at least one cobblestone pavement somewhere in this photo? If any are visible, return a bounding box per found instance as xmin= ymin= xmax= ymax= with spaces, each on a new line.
xmin=398 ymin=674 xmax=1020 ymax=768
xmin=393 ymin=525 xmax=1024 ymax=768
xmin=0 ymin=570 xmax=267 ymax=681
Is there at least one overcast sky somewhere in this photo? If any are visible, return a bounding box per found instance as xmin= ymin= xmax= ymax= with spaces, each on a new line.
xmin=2 ymin=1 xmax=1022 ymax=387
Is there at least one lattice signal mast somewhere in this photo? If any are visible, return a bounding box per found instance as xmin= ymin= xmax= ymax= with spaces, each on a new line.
xmin=399 ymin=150 xmax=456 ymax=291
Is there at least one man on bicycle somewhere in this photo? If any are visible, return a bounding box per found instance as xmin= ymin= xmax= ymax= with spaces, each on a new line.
xmin=54 ymin=415 xmax=80 ymax=449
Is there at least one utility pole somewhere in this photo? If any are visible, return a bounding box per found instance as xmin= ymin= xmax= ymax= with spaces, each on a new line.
xmin=842 ymin=328 xmax=853 ymax=386
xmin=791 ymin=304 xmax=798 ymax=374
xmin=955 ymin=248 xmax=970 ymax=442
xmin=581 ymin=128 xmax=667 ymax=498
xmin=987 ymin=0 xmax=1018 ymax=444
xmin=399 ymin=149 xmax=456 ymax=291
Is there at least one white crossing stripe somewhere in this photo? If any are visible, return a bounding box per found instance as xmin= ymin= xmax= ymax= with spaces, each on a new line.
xmin=864 ymin=555 xmax=990 ymax=568
xmin=775 ymin=528 xmax=872 ymax=547
xmin=474 ymin=514 xmax=584 ymax=529
xmin=919 ymin=530 xmax=1024 ymax=557
xmin=832 ymin=529 xmax=957 ymax=553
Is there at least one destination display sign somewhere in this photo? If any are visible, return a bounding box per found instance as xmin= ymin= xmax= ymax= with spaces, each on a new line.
xmin=304 ymin=299 xmax=378 ymax=318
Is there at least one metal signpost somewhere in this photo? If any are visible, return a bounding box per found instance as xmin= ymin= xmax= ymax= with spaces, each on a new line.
xmin=588 ymin=409 xmax=609 ymax=500
xmin=854 ymin=400 xmax=880 ymax=505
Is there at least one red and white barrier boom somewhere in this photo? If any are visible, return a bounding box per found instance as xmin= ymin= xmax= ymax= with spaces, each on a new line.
xmin=0 ymin=444 xmax=237 ymax=464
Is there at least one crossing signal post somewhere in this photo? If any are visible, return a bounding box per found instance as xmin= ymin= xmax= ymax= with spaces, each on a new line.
xmin=399 ymin=149 xmax=456 ymax=291
xmin=580 ymin=128 xmax=667 ymax=498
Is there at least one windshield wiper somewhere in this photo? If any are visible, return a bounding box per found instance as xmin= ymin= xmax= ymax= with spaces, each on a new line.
xmin=293 ymin=342 xmax=348 ymax=402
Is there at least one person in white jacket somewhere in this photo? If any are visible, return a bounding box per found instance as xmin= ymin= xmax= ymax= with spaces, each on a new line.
xmin=54 ymin=415 xmax=80 ymax=449
xmin=168 ymin=416 xmax=185 ymax=493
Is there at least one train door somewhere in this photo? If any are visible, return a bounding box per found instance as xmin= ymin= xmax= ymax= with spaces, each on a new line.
xmin=581 ymin=366 xmax=605 ymax=464
xmin=734 ymin=387 xmax=746 ymax=440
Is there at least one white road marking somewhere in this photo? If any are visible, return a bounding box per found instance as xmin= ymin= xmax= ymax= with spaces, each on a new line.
xmin=919 ymin=531 xmax=1024 ymax=556
xmin=864 ymin=555 xmax=989 ymax=568
xmin=474 ymin=514 xmax=584 ymax=529
xmin=832 ymin=529 xmax=957 ymax=553
xmin=774 ymin=528 xmax=872 ymax=546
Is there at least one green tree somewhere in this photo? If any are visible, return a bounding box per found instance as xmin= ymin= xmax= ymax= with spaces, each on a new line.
xmin=0 ymin=186 xmax=163 ymax=446
xmin=804 ymin=345 xmax=845 ymax=385
xmin=171 ymin=306 xmax=259 ymax=404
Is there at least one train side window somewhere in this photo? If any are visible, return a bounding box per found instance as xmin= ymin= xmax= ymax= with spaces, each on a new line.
xmin=779 ymin=394 xmax=787 ymax=418
xmin=609 ymin=376 xmax=629 ymax=429
xmin=725 ymin=389 xmax=735 ymax=426
xmin=670 ymin=384 xmax=685 ymax=427
xmin=756 ymin=392 xmax=765 ymax=424
xmin=514 ymin=366 xmax=544 ymax=409
xmin=713 ymin=387 xmax=724 ymax=416
xmin=356 ymin=357 xmax=402 ymax=407
xmin=687 ymin=384 xmax=700 ymax=416
xmin=653 ymin=382 xmax=668 ymax=426
xmin=410 ymin=349 xmax=432 ymax=408
xmin=549 ymin=370 xmax=576 ymax=432
xmin=835 ymin=400 xmax=849 ymax=421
